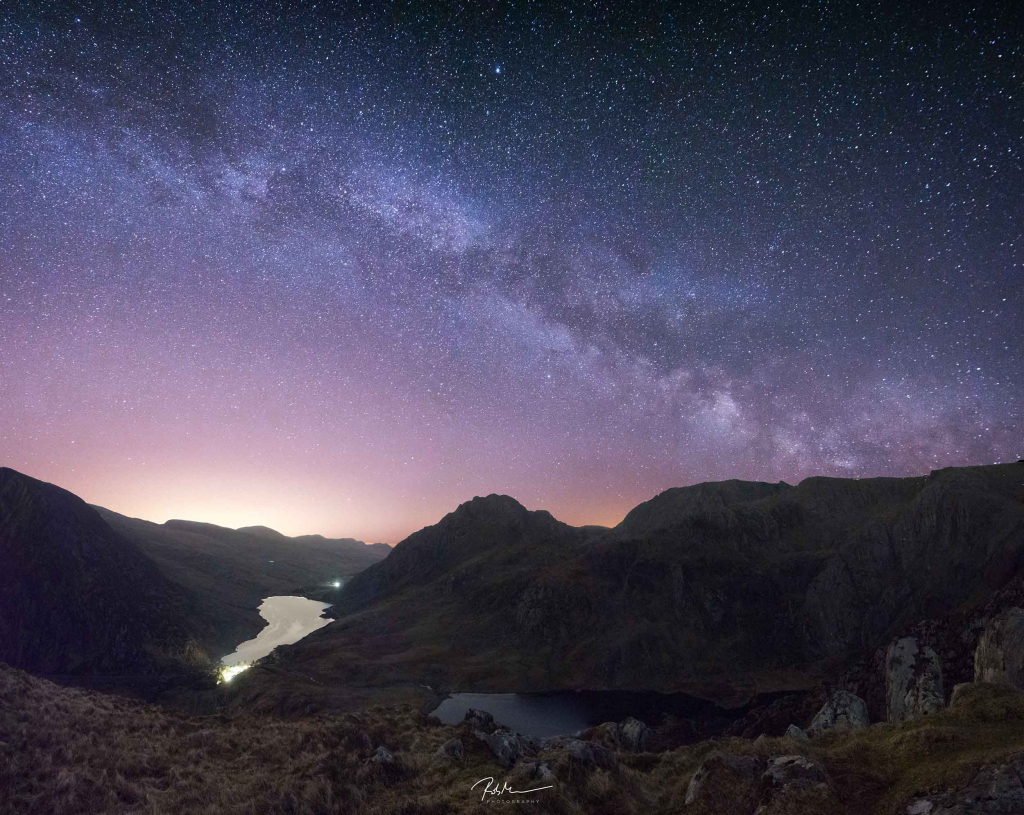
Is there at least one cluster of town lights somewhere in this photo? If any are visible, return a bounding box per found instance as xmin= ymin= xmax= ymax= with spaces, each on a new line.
xmin=219 ymin=663 xmax=250 ymax=683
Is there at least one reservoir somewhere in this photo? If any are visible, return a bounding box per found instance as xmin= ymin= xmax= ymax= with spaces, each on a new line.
xmin=430 ymin=689 xmax=743 ymax=740
xmin=221 ymin=596 xmax=332 ymax=667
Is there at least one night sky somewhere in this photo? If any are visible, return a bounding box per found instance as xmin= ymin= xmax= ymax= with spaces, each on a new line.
xmin=1 ymin=2 xmax=1021 ymax=543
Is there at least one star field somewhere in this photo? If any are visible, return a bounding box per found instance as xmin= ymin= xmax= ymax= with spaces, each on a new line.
xmin=1 ymin=1 xmax=1021 ymax=542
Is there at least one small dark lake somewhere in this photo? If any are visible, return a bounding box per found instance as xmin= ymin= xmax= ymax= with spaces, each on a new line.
xmin=429 ymin=689 xmax=740 ymax=739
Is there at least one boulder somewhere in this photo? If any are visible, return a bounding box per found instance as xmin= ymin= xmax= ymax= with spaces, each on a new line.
xmin=464 ymin=708 xmax=496 ymax=732
xmin=947 ymin=681 xmax=1024 ymax=722
xmin=589 ymin=716 xmax=650 ymax=752
xmin=357 ymin=746 xmax=408 ymax=786
xmin=520 ymin=761 xmax=555 ymax=783
xmin=434 ymin=737 xmax=464 ymax=763
xmin=904 ymin=753 xmax=1024 ymax=814
xmin=785 ymin=724 xmax=809 ymax=740
xmin=807 ymin=690 xmax=869 ymax=735
xmin=756 ymin=754 xmax=835 ymax=814
xmin=949 ymin=683 xmax=974 ymax=709
xmin=371 ymin=746 xmax=395 ymax=765
xmin=476 ymin=728 xmax=536 ymax=769
xmin=684 ymin=752 xmax=765 ymax=809
xmin=565 ymin=739 xmax=617 ymax=770
xmin=974 ymin=608 xmax=1024 ymax=689
xmin=887 ymin=637 xmax=945 ymax=722
xmin=619 ymin=717 xmax=650 ymax=752
xmin=762 ymin=754 xmax=828 ymax=788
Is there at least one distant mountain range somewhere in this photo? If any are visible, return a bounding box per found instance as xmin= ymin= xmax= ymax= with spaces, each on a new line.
xmin=5 ymin=462 xmax=1024 ymax=725
xmin=236 ymin=462 xmax=1024 ymax=718
xmin=0 ymin=467 xmax=389 ymax=676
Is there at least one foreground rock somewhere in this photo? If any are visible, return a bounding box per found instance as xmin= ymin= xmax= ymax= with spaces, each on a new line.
xmin=685 ymin=751 xmax=840 ymax=813
xmin=905 ymin=753 xmax=1024 ymax=814
xmin=974 ymin=608 xmax=1024 ymax=689
xmin=565 ymin=739 xmax=617 ymax=770
xmin=757 ymin=754 xmax=836 ymax=814
xmin=685 ymin=752 xmax=765 ymax=809
xmin=434 ymin=737 xmax=464 ymax=763
xmin=357 ymin=746 xmax=409 ymax=786
xmin=475 ymin=728 xmax=537 ymax=769
xmin=464 ymin=708 xmax=496 ymax=732
xmin=591 ymin=717 xmax=651 ymax=752
xmin=807 ymin=690 xmax=869 ymax=735
xmin=518 ymin=760 xmax=555 ymax=782
xmin=887 ymin=636 xmax=945 ymax=722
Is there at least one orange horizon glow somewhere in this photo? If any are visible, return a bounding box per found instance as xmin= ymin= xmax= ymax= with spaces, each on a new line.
xmin=2 ymin=457 xmax=635 ymax=545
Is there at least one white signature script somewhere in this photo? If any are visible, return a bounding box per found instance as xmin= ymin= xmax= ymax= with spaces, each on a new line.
xmin=471 ymin=776 xmax=554 ymax=802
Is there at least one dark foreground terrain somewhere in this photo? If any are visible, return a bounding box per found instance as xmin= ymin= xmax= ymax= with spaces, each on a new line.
xmin=5 ymin=662 xmax=1024 ymax=815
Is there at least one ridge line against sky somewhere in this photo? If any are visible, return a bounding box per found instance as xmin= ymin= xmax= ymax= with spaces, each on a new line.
xmin=1 ymin=1 xmax=1020 ymax=543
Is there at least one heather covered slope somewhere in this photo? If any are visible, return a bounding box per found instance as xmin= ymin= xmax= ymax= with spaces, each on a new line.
xmin=254 ymin=464 xmax=1024 ymax=709
xmin=6 ymin=662 xmax=1024 ymax=815
xmin=0 ymin=468 xmax=209 ymax=676
xmin=96 ymin=511 xmax=389 ymax=658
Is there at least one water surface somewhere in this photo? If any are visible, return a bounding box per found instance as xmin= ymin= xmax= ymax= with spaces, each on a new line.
xmin=430 ymin=689 xmax=730 ymax=739
xmin=221 ymin=596 xmax=332 ymax=665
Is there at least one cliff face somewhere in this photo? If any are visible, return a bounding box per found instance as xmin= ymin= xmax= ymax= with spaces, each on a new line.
xmin=0 ymin=468 xmax=204 ymax=675
xmin=268 ymin=464 xmax=1024 ymax=705
xmin=804 ymin=465 xmax=1024 ymax=657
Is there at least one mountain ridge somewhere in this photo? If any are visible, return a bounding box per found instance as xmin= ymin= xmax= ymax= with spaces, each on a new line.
xmin=240 ymin=462 xmax=1024 ymax=717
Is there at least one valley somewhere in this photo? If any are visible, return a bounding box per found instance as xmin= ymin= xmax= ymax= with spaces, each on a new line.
xmin=4 ymin=462 xmax=1024 ymax=813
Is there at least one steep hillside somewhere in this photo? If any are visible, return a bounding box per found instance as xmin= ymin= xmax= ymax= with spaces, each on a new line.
xmin=0 ymin=469 xmax=208 ymax=676
xmin=7 ymin=661 xmax=1024 ymax=815
xmin=96 ymin=511 xmax=389 ymax=658
xmin=248 ymin=464 xmax=1024 ymax=712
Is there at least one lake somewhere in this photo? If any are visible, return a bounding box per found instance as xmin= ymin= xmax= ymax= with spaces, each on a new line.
xmin=430 ymin=689 xmax=735 ymax=739
xmin=221 ymin=596 xmax=332 ymax=666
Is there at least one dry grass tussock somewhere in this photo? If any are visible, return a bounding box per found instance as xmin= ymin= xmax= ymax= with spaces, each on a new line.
xmin=5 ymin=663 xmax=1024 ymax=815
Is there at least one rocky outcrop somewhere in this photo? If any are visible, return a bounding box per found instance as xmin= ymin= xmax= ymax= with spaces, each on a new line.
xmin=887 ymin=637 xmax=945 ymax=722
xmin=804 ymin=466 xmax=1024 ymax=661
xmin=786 ymin=724 xmax=809 ymax=740
xmin=685 ymin=752 xmax=765 ymax=808
xmin=904 ymin=753 xmax=1024 ymax=814
xmin=434 ymin=737 xmax=464 ymax=763
xmin=518 ymin=760 xmax=555 ymax=782
xmin=590 ymin=717 xmax=651 ymax=752
xmin=357 ymin=746 xmax=409 ymax=786
xmin=620 ymin=717 xmax=651 ymax=752
xmin=974 ymin=608 xmax=1024 ymax=689
xmin=757 ymin=754 xmax=835 ymax=813
xmin=685 ymin=752 xmax=839 ymax=813
xmin=564 ymin=739 xmax=617 ymax=770
xmin=463 ymin=708 xmax=495 ymax=732
xmin=807 ymin=690 xmax=869 ymax=735
xmin=476 ymin=728 xmax=537 ymax=769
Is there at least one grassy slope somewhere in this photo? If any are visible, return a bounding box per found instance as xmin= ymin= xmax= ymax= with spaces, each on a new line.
xmin=5 ymin=663 xmax=1024 ymax=815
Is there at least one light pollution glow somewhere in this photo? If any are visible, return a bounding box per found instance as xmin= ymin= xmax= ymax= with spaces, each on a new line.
xmin=1 ymin=3 xmax=1020 ymax=544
